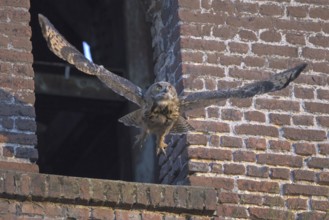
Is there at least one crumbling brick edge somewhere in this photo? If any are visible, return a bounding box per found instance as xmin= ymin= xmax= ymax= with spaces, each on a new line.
xmin=0 ymin=169 xmax=216 ymax=216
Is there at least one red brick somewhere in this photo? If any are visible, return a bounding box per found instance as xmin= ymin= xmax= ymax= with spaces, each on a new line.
xmin=229 ymin=68 xmax=270 ymax=80
xmin=294 ymin=86 xmax=314 ymax=99
xmin=305 ymin=102 xmax=329 ymax=114
xmin=187 ymin=147 xmax=232 ymax=161
xmin=235 ymin=124 xmax=278 ymax=137
xmin=260 ymin=30 xmax=281 ymax=42
xmin=298 ymin=212 xmax=327 ymax=220
xmin=287 ymin=6 xmax=308 ymax=18
xmin=269 ymin=113 xmax=291 ymax=125
xmin=257 ymin=153 xmax=303 ymax=168
xmin=188 ymin=161 xmax=209 ymax=173
xmin=189 ymin=175 xmax=234 ymax=190
xmin=270 ymin=168 xmax=290 ymax=180
xmin=309 ymin=7 xmax=329 ymax=20
xmin=21 ymin=203 xmax=44 ymax=216
xmin=235 ymin=2 xmax=259 ymax=14
xmin=180 ymin=23 xmax=213 ymax=37
xmin=286 ymin=198 xmax=308 ymax=210
xmin=263 ymin=196 xmax=285 ymax=207
xmin=318 ymin=172 xmax=329 ymax=185
xmin=115 ymin=210 xmax=140 ymax=220
xmin=229 ymin=97 xmax=252 ymax=108
xmin=244 ymin=111 xmax=265 ymax=122
xmin=311 ymin=200 xmax=329 ymax=212
xmin=188 ymin=120 xmax=230 ymax=133
xmin=309 ymin=34 xmax=329 ymax=48
xmin=256 ymin=99 xmax=300 ymax=112
xmin=220 ymin=136 xmax=243 ymax=148
xmin=302 ymin=47 xmax=329 ymax=61
xmin=219 ymin=192 xmax=239 ymax=204
xmin=221 ymin=108 xmax=242 ymax=121
xmin=252 ymin=43 xmax=298 ymax=57
xmin=292 ymin=115 xmax=314 ymax=126
xmin=283 ymin=184 xmax=329 ymax=196
xmin=186 ymin=134 xmax=207 ymax=145
xmin=294 ymin=143 xmax=316 ymax=156
xmin=247 ymin=165 xmax=269 ymax=178
xmin=245 ymin=137 xmax=266 ymax=150
xmin=223 ymin=163 xmax=245 ymax=175
xmin=91 ymin=208 xmax=115 ymax=219
xmin=249 ymin=207 xmax=294 ymax=220
xmin=308 ymin=157 xmax=329 ymax=169
xmin=259 ymin=4 xmax=284 ymax=16
xmin=178 ymin=10 xmax=226 ymax=25
xmin=293 ymin=170 xmax=316 ymax=182
xmin=228 ymin=42 xmax=249 ymax=54
xmin=142 ymin=212 xmax=163 ymax=220
xmin=219 ymin=55 xmax=241 ymax=66
xmin=269 ymin=140 xmax=291 ymax=152
xmin=312 ymin=62 xmax=329 ymax=74
xmin=283 ymin=127 xmax=326 ymax=141
xmin=238 ymin=29 xmax=257 ymax=41
xmin=243 ymin=56 xmax=266 ymax=67
xmin=233 ymin=150 xmax=256 ymax=162
xmin=181 ymin=50 xmax=203 ymax=63
xmin=240 ymin=194 xmax=262 ymax=205
xmin=182 ymin=63 xmax=225 ymax=78
xmin=217 ymin=205 xmax=248 ymax=218
xmin=286 ymin=33 xmax=306 ymax=45
xmin=213 ymin=26 xmax=238 ymax=39
xmin=237 ymin=179 xmax=279 ymax=193
xmin=318 ymin=143 xmax=329 ymax=155
xmin=317 ymin=89 xmax=329 ymax=100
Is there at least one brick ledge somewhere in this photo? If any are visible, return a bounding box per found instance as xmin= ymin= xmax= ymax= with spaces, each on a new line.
xmin=0 ymin=170 xmax=216 ymax=216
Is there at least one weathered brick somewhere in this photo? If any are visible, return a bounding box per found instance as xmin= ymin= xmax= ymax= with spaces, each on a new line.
xmin=293 ymin=170 xmax=316 ymax=182
xmin=269 ymin=140 xmax=291 ymax=152
xmin=247 ymin=165 xmax=269 ymax=178
xmin=252 ymin=43 xmax=298 ymax=57
xmin=292 ymin=115 xmax=314 ymax=126
xmin=309 ymin=7 xmax=329 ymax=20
xmin=189 ymin=175 xmax=234 ymax=190
xmin=287 ymin=6 xmax=308 ymax=18
xmin=220 ymin=136 xmax=243 ymax=148
xmin=245 ymin=137 xmax=266 ymax=150
xmin=286 ymin=33 xmax=306 ymax=45
xmin=297 ymin=212 xmax=327 ymax=220
xmin=217 ymin=204 xmax=248 ymax=219
xmin=223 ymin=163 xmax=245 ymax=175
xmin=257 ymin=153 xmax=303 ymax=168
xmin=237 ymin=179 xmax=279 ymax=193
xmin=283 ymin=184 xmax=329 ymax=196
xmin=308 ymin=157 xmax=329 ymax=169
xmin=188 ymin=161 xmax=209 ymax=173
xmin=233 ymin=150 xmax=256 ymax=162
xmin=219 ymin=192 xmax=239 ymax=204
xmin=269 ymin=113 xmax=291 ymax=125
xmin=256 ymin=99 xmax=300 ymax=112
xmin=311 ymin=200 xmax=329 ymax=212
xmin=318 ymin=143 xmax=329 ymax=155
xmin=294 ymin=143 xmax=316 ymax=156
xmin=188 ymin=120 xmax=230 ymax=133
xmin=263 ymin=196 xmax=285 ymax=207
xmin=221 ymin=108 xmax=242 ymax=121
xmin=235 ymin=124 xmax=278 ymax=137
xmin=318 ymin=172 xmax=329 ymax=185
xmin=240 ymin=194 xmax=262 ymax=205
xmin=286 ymin=198 xmax=308 ymax=210
xmin=188 ymin=147 xmax=232 ymax=161
xmin=283 ymin=127 xmax=326 ymax=141
xmin=244 ymin=111 xmax=265 ymax=122
xmin=249 ymin=207 xmax=294 ymax=220
xmin=259 ymin=4 xmax=283 ymax=16
xmin=270 ymin=168 xmax=290 ymax=180
xmin=260 ymin=30 xmax=281 ymax=42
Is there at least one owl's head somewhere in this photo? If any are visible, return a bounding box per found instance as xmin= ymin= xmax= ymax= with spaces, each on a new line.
xmin=144 ymin=81 xmax=178 ymax=103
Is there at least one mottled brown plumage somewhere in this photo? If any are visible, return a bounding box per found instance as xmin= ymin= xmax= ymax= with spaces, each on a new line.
xmin=38 ymin=14 xmax=307 ymax=155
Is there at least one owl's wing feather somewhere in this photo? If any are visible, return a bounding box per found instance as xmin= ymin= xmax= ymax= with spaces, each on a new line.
xmin=180 ymin=63 xmax=307 ymax=112
xmin=170 ymin=116 xmax=195 ymax=134
xmin=38 ymin=14 xmax=144 ymax=106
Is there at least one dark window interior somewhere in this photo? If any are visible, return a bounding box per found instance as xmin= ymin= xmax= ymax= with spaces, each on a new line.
xmin=30 ymin=0 xmax=156 ymax=182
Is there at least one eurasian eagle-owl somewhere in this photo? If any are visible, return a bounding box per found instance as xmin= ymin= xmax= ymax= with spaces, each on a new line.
xmin=38 ymin=14 xmax=307 ymax=155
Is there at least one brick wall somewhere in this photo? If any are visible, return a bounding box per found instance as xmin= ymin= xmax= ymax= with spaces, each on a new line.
xmin=0 ymin=0 xmax=38 ymax=172
xmin=149 ymin=0 xmax=329 ymax=219
xmin=0 ymin=169 xmax=216 ymax=219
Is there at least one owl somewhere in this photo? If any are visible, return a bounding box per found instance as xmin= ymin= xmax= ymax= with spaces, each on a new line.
xmin=38 ymin=14 xmax=307 ymax=155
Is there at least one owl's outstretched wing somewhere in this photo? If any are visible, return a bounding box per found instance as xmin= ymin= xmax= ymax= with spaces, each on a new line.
xmin=38 ymin=14 xmax=144 ymax=106
xmin=180 ymin=63 xmax=307 ymax=112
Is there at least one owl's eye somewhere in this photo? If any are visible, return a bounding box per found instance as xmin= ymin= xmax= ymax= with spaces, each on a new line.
xmin=155 ymin=84 xmax=162 ymax=91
